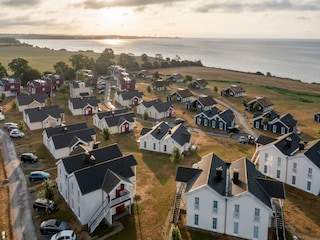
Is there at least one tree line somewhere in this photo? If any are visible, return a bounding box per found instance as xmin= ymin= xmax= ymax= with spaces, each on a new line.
xmin=0 ymin=45 xmax=203 ymax=86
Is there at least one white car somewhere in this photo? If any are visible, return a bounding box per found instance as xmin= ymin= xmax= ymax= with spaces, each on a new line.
xmin=9 ymin=129 xmax=25 ymax=138
xmin=50 ymin=230 xmax=76 ymax=240
xmin=3 ymin=122 xmax=18 ymax=128
xmin=0 ymin=113 xmax=5 ymax=121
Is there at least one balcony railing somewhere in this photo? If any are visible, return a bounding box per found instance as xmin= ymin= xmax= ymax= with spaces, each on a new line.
xmin=110 ymin=190 xmax=131 ymax=207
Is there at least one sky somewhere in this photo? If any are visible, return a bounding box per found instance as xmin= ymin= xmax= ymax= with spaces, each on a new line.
xmin=1 ymin=0 xmax=320 ymax=38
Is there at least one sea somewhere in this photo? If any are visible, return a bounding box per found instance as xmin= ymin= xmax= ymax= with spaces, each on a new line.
xmin=18 ymin=38 xmax=320 ymax=84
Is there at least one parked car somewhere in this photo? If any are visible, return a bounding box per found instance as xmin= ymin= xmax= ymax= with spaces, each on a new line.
xmin=9 ymin=129 xmax=25 ymax=138
xmin=3 ymin=122 xmax=18 ymax=129
xmin=33 ymin=198 xmax=58 ymax=213
xmin=40 ymin=219 xmax=71 ymax=234
xmin=20 ymin=153 xmax=38 ymax=163
xmin=50 ymin=230 xmax=76 ymax=240
xmin=0 ymin=113 xmax=5 ymax=121
xmin=29 ymin=171 xmax=50 ymax=182
xmin=239 ymin=136 xmax=247 ymax=144
xmin=226 ymin=125 xmax=240 ymax=133
xmin=174 ymin=118 xmax=185 ymax=125
xmin=7 ymin=125 xmax=19 ymax=132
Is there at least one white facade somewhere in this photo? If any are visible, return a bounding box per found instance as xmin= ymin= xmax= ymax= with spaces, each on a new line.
xmin=257 ymin=145 xmax=320 ymax=196
xmin=24 ymin=114 xmax=61 ymax=130
xmin=18 ymin=100 xmax=45 ymax=112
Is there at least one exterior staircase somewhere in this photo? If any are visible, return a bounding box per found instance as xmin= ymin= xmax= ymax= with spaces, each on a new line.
xmin=88 ymin=198 xmax=111 ymax=233
xmin=273 ymin=199 xmax=286 ymax=240
xmin=172 ymin=185 xmax=183 ymax=224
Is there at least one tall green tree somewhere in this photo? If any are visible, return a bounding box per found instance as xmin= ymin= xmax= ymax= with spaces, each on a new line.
xmin=0 ymin=63 xmax=8 ymax=77
xmin=59 ymin=84 xmax=70 ymax=98
xmin=54 ymin=61 xmax=75 ymax=80
xmin=41 ymin=180 xmax=54 ymax=200
xmin=171 ymin=226 xmax=182 ymax=240
xmin=96 ymin=49 xmax=115 ymax=75
xmin=101 ymin=127 xmax=112 ymax=141
xmin=69 ymin=54 xmax=95 ymax=71
xmin=170 ymin=146 xmax=183 ymax=164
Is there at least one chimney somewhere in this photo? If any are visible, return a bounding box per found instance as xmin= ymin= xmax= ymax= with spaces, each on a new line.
xmin=90 ymin=154 xmax=96 ymax=165
xmin=216 ymin=166 xmax=223 ymax=181
xmin=299 ymin=140 xmax=305 ymax=150
xmin=285 ymin=137 xmax=292 ymax=148
xmin=157 ymin=127 xmax=161 ymax=133
xmin=233 ymin=169 xmax=239 ymax=183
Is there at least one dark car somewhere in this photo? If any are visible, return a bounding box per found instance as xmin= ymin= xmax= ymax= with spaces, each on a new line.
xmin=226 ymin=126 xmax=240 ymax=133
xmin=33 ymin=198 xmax=59 ymax=213
xmin=174 ymin=118 xmax=185 ymax=125
xmin=20 ymin=153 xmax=38 ymax=163
xmin=29 ymin=171 xmax=50 ymax=182
xmin=40 ymin=219 xmax=70 ymax=234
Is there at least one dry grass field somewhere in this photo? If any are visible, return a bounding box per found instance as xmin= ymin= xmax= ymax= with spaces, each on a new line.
xmin=1 ymin=46 xmax=320 ymax=239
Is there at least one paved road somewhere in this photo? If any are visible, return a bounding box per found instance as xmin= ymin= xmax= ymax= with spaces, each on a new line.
xmin=0 ymin=129 xmax=39 ymax=240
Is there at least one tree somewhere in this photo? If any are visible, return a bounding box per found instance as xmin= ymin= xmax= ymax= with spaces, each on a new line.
xmin=46 ymin=98 xmax=53 ymax=106
xmin=54 ymin=61 xmax=75 ymax=80
xmin=155 ymin=53 xmax=163 ymax=61
xmin=171 ymin=226 xmax=182 ymax=240
xmin=0 ymin=93 xmax=6 ymax=102
xmin=262 ymin=117 xmax=269 ymax=125
xmin=141 ymin=53 xmax=148 ymax=62
xmin=142 ymin=110 xmax=149 ymax=120
xmin=0 ymin=63 xmax=8 ymax=77
xmin=101 ymin=127 xmax=112 ymax=141
xmin=170 ymin=146 xmax=183 ymax=164
xmin=41 ymin=180 xmax=54 ymax=200
xmin=17 ymin=120 xmax=26 ymax=131
xmin=59 ymin=84 xmax=70 ymax=98
xmin=214 ymin=86 xmax=218 ymax=93
xmin=96 ymin=48 xmax=115 ymax=74
xmin=253 ymin=102 xmax=259 ymax=112
xmin=69 ymin=54 xmax=95 ymax=71
xmin=147 ymin=85 xmax=151 ymax=93
xmin=185 ymin=75 xmax=192 ymax=82
xmin=8 ymin=58 xmax=29 ymax=78
xmin=11 ymin=100 xmax=17 ymax=110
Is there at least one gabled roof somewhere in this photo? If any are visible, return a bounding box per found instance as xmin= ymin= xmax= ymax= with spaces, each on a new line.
xmin=194 ymin=78 xmax=208 ymax=86
xmin=24 ymin=105 xmax=64 ymax=123
xmin=140 ymin=99 xmax=163 ymax=108
xmin=278 ymin=113 xmax=297 ymax=128
xmin=253 ymin=110 xmax=279 ymax=120
xmin=117 ymin=90 xmax=143 ymax=100
xmin=61 ymin=144 xmax=123 ymax=174
xmin=101 ymin=169 xmax=132 ymax=194
xmin=176 ymin=153 xmax=285 ymax=209
xmin=168 ymin=124 xmax=191 ymax=146
xmin=175 ymin=88 xmax=193 ymax=98
xmin=247 ymin=96 xmax=273 ymax=108
xmin=0 ymin=78 xmax=21 ymax=85
xmin=255 ymin=135 xmax=277 ymax=145
xmin=43 ymin=122 xmax=88 ymax=139
xmin=152 ymin=101 xmax=173 ymax=113
xmin=227 ymin=85 xmax=246 ymax=93
xmin=95 ymin=108 xmax=128 ymax=120
xmin=72 ymin=81 xmax=91 ymax=88
xmin=193 ymin=96 xmax=216 ymax=107
xmin=74 ymin=154 xmax=137 ymax=195
xmin=273 ymin=132 xmax=304 ymax=156
xmin=152 ymin=80 xmax=167 ymax=87
xmin=103 ymin=112 xmax=136 ymax=127
xmin=217 ymin=109 xmax=235 ymax=123
xmin=51 ymin=128 xmax=96 ymax=149
xmin=69 ymin=96 xmax=100 ymax=109
xmin=149 ymin=121 xmax=171 ymax=140
xmin=195 ymin=106 xmax=221 ymax=118
xmin=301 ymin=139 xmax=320 ymax=168
xmin=17 ymin=93 xmax=47 ymax=106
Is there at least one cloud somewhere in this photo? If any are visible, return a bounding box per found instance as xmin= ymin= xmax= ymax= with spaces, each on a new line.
xmin=1 ymin=0 xmax=42 ymax=7
xmin=193 ymin=0 xmax=320 ymax=13
xmin=0 ymin=15 xmax=57 ymax=28
xmin=74 ymin=0 xmax=185 ymax=9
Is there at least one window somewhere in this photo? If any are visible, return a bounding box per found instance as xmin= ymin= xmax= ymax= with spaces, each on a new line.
xmin=293 ymin=162 xmax=297 ymax=173
xmin=204 ymin=119 xmax=208 ymax=126
xmin=213 ymin=200 xmax=218 ymax=213
xmin=281 ymin=127 xmax=286 ymax=134
xmin=307 ymin=181 xmax=311 ymax=191
xmin=264 ymin=165 xmax=267 ymax=174
xmin=263 ymin=124 xmax=268 ymax=130
xmin=255 ymin=121 xmax=260 ymax=128
xmin=153 ymin=143 xmax=156 ymax=150
xmin=253 ymin=226 xmax=259 ymax=239
xmin=194 ymin=197 xmax=199 ymax=210
xmin=254 ymin=208 xmax=260 ymax=222
xmin=164 ymin=145 xmax=167 ymax=152
xmin=292 ymin=176 xmax=296 ymax=185
xmin=233 ymin=222 xmax=239 ymax=235
xmin=78 ymin=207 xmax=81 ymax=218
xmin=212 ymin=120 xmax=216 ymax=128
xmin=234 ymin=204 xmax=240 ymax=218
xmin=197 ymin=118 xmax=201 ymax=125
xmin=144 ymin=141 xmax=146 ymax=148
xmin=308 ymin=168 xmax=312 ymax=178
xmin=264 ymin=153 xmax=268 ymax=161
xmin=219 ymin=122 xmax=223 ymax=130
xmin=194 ymin=214 xmax=199 ymax=226
xmin=212 ymin=218 xmax=217 ymax=230
xmin=272 ymin=125 xmax=277 ymax=133
xmin=276 ymin=170 xmax=281 ymax=179
xmin=277 ymin=157 xmax=281 ymax=166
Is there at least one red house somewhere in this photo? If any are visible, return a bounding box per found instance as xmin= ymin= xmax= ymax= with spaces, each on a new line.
xmin=27 ymin=79 xmax=52 ymax=96
xmin=0 ymin=78 xmax=21 ymax=97
xmin=41 ymin=74 xmax=64 ymax=90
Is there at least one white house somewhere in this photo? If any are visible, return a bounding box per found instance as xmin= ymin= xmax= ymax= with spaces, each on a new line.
xmin=168 ymin=88 xmax=193 ymax=103
xmin=174 ymin=153 xmax=286 ymax=240
xmin=92 ymin=108 xmax=128 ymax=128
xmin=42 ymin=122 xmax=88 ymax=147
xmin=16 ymin=93 xmax=48 ymax=112
xmin=114 ymin=90 xmax=143 ymax=107
xmin=56 ymin=144 xmax=137 ymax=233
xmin=94 ymin=111 xmax=136 ymax=134
xmin=136 ymin=99 xmax=174 ymax=120
xmin=46 ymin=128 xmax=96 ymax=159
xmin=252 ymin=132 xmax=320 ymax=196
xmin=68 ymin=96 xmax=100 ymax=116
xmin=139 ymin=121 xmax=191 ymax=154
xmin=70 ymin=81 xmax=92 ymax=98
xmin=23 ymin=105 xmax=65 ymax=130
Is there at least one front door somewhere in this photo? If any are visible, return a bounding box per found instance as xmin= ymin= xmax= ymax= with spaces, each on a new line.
xmin=116 ymin=204 xmax=125 ymax=214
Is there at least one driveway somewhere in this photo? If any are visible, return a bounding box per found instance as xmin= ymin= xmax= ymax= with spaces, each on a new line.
xmin=0 ymin=129 xmax=39 ymax=240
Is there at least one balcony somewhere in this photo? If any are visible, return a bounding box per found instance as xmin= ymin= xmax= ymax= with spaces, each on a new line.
xmin=110 ymin=190 xmax=131 ymax=207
